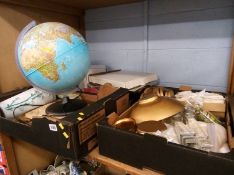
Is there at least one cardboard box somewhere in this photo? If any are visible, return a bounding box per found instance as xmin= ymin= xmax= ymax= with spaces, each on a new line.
xmin=81 ymin=83 xmax=118 ymax=104
xmin=177 ymin=85 xmax=226 ymax=113
xmin=0 ymin=88 xmax=129 ymax=160
xmin=97 ymin=91 xmax=234 ymax=175
xmin=203 ymin=102 xmax=226 ymax=113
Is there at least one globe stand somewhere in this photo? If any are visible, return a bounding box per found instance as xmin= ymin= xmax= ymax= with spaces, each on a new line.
xmin=46 ymin=96 xmax=87 ymax=116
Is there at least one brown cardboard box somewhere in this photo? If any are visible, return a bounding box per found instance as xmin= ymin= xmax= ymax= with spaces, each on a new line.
xmin=203 ymin=102 xmax=226 ymax=113
xmin=178 ymin=85 xmax=226 ymax=113
xmin=81 ymin=83 xmax=118 ymax=103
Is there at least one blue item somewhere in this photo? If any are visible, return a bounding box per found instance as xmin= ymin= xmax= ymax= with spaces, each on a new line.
xmin=16 ymin=22 xmax=90 ymax=94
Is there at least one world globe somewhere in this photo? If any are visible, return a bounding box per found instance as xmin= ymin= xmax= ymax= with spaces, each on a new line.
xmin=16 ymin=22 xmax=90 ymax=94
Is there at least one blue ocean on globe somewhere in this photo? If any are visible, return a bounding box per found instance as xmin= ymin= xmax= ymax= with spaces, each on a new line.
xmin=25 ymin=35 xmax=89 ymax=93
xmin=17 ymin=22 xmax=90 ymax=94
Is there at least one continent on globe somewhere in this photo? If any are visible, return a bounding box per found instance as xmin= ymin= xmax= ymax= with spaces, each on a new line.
xmin=61 ymin=62 xmax=66 ymax=70
xmin=21 ymin=41 xmax=58 ymax=81
xmin=17 ymin=22 xmax=90 ymax=93
xmin=20 ymin=22 xmax=84 ymax=81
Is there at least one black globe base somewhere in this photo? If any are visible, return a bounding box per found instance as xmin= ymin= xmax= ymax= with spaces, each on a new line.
xmin=46 ymin=97 xmax=87 ymax=116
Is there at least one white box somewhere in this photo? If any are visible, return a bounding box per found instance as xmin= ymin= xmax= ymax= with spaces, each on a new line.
xmin=81 ymin=65 xmax=106 ymax=88
xmin=88 ymin=71 xmax=158 ymax=89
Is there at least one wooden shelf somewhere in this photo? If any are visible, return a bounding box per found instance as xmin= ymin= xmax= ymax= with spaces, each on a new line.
xmin=89 ymin=147 xmax=164 ymax=175
xmin=0 ymin=0 xmax=141 ymax=15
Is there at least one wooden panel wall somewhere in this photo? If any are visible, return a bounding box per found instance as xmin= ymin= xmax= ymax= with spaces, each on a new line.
xmin=0 ymin=2 xmax=84 ymax=93
xmin=12 ymin=139 xmax=56 ymax=175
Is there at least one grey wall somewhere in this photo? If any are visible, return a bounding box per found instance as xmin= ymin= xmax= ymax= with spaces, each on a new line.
xmin=85 ymin=0 xmax=234 ymax=92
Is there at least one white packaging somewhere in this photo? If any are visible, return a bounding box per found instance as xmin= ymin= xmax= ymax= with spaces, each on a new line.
xmin=0 ymin=88 xmax=55 ymax=118
xmin=207 ymin=123 xmax=229 ymax=153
